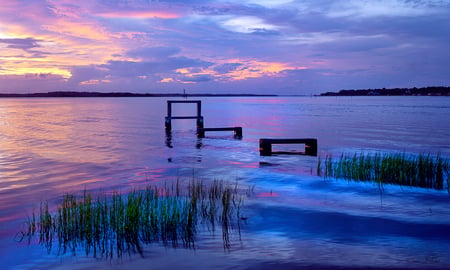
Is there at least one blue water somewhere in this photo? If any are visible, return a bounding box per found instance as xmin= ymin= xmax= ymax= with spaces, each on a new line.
xmin=1 ymin=96 xmax=449 ymax=269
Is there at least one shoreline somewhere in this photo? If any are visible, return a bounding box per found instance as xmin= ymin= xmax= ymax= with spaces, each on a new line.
xmin=319 ymin=86 xmax=450 ymax=96
xmin=0 ymin=91 xmax=277 ymax=98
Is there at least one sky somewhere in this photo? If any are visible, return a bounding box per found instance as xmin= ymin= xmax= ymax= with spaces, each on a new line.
xmin=0 ymin=0 xmax=449 ymax=95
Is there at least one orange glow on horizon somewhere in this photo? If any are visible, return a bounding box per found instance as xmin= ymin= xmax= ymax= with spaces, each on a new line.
xmin=0 ymin=2 xmax=307 ymax=88
xmin=0 ymin=66 xmax=72 ymax=79
xmin=172 ymin=59 xmax=306 ymax=83
xmin=0 ymin=19 xmax=123 ymax=81
xmin=160 ymin=77 xmax=175 ymax=83
xmin=80 ymin=79 xmax=111 ymax=85
xmin=222 ymin=59 xmax=305 ymax=80
xmin=176 ymin=68 xmax=190 ymax=74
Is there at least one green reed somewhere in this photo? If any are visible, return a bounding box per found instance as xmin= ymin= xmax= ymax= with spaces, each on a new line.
xmin=317 ymin=152 xmax=449 ymax=190
xmin=18 ymin=179 xmax=248 ymax=258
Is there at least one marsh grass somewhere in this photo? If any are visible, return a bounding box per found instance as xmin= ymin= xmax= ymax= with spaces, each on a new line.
xmin=18 ymin=180 xmax=248 ymax=258
xmin=317 ymin=153 xmax=450 ymax=191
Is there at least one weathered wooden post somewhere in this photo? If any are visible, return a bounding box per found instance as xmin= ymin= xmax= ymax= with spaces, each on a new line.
xmin=165 ymin=100 xmax=172 ymax=130
xmin=196 ymin=116 xmax=204 ymax=129
xmin=259 ymin=139 xmax=272 ymax=156
xmin=165 ymin=117 xmax=172 ymax=130
xmin=304 ymin=138 xmax=318 ymax=156
xmin=167 ymin=100 xmax=172 ymax=117
xmin=197 ymin=101 xmax=201 ymax=118
xmin=234 ymin=127 xmax=243 ymax=138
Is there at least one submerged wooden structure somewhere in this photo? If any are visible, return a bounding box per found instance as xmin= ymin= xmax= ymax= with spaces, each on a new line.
xmin=165 ymin=100 xmax=242 ymax=139
xmin=259 ymin=138 xmax=318 ymax=156
xmin=165 ymin=100 xmax=204 ymax=130
xmin=164 ymin=100 xmax=318 ymax=156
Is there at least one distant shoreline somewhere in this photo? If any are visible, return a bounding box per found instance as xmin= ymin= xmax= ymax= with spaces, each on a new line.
xmin=319 ymin=86 xmax=450 ymax=96
xmin=0 ymin=91 xmax=277 ymax=98
xmin=2 ymin=87 xmax=449 ymax=98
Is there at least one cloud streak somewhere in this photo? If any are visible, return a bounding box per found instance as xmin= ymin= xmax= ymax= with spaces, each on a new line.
xmin=0 ymin=37 xmax=41 ymax=51
xmin=0 ymin=0 xmax=448 ymax=94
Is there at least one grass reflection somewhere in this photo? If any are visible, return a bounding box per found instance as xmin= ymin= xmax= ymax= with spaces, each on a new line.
xmin=18 ymin=180 xmax=248 ymax=258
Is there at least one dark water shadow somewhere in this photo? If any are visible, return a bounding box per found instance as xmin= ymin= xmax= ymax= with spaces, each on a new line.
xmin=247 ymin=204 xmax=450 ymax=242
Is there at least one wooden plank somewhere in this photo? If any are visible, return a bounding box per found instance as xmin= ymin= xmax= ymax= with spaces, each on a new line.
xmin=199 ymin=127 xmax=240 ymax=132
xmin=170 ymin=116 xmax=203 ymax=119
xmin=167 ymin=100 xmax=201 ymax=104
xmin=260 ymin=138 xmax=316 ymax=144
xmin=259 ymin=138 xmax=317 ymax=156
xmin=197 ymin=127 xmax=242 ymax=138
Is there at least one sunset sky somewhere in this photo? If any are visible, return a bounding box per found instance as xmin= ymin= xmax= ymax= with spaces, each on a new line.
xmin=0 ymin=0 xmax=449 ymax=94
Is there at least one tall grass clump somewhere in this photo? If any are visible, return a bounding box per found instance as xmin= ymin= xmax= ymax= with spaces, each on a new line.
xmin=317 ymin=153 xmax=450 ymax=190
xmin=18 ymin=180 xmax=248 ymax=258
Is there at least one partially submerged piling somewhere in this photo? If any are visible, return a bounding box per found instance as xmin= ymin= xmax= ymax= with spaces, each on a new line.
xmin=317 ymin=153 xmax=450 ymax=190
xmin=18 ymin=180 xmax=248 ymax=258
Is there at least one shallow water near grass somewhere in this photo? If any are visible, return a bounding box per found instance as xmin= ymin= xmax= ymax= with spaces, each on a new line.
xmin=1 ymin=96 xmax=450 ymax=269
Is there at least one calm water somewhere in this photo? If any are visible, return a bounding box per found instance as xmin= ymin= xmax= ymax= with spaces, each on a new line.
xmin=1 ymin=96 xmax=450 ymax=269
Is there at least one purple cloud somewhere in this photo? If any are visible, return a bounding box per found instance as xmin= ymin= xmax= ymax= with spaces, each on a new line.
xmin=101 ymin=57 xmax=212 ymax=77
xmin=180 ymin=74 xmax=214 ymax=82
xmin=126 ymin=47 xmax=181 ymax=60
xmin=213 ymin=63 xmax=243 ymax=74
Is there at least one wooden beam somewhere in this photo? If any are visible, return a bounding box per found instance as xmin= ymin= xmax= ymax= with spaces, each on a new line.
xmin=197 ymin=127 xmax=242 ymax=138
xmin=259 ymin=138 xmax=317 ymax=156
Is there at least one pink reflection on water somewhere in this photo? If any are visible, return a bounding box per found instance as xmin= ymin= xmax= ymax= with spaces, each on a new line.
xmin=133 ymin=168 xmax=167 ymax=182
xmin=202 ymin=97 xmax=289 ymax=138
xmin=0 ymin=99 xmax=123 ymax=164
xmin=223 ymin=160 xmax=259 ymax=169
xmin=255 ymin=192 xmax=280 ymax=197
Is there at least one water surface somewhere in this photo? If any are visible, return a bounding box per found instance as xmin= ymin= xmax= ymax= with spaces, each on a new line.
xmin=1 ymin=96 xmax=449 ymax=269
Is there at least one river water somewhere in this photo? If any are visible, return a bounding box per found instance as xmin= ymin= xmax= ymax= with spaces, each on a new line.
xmin=1 ymin=96 xmax=449 ymax=269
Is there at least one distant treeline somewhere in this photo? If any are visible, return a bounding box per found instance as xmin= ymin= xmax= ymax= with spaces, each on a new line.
xmin=320 ymin=86 xmax=450 ymax=96
xmin=0 ymin=91 xmax=277 ymax=98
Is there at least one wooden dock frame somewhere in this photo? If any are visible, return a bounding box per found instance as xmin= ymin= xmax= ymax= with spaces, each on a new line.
xmin=197 ymin=127 xmax=243 ymax=138
xmin=165 ymin=100 xmax=204 ymax=130
xmin=259 ymin=138 xmax=318 ymax=156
